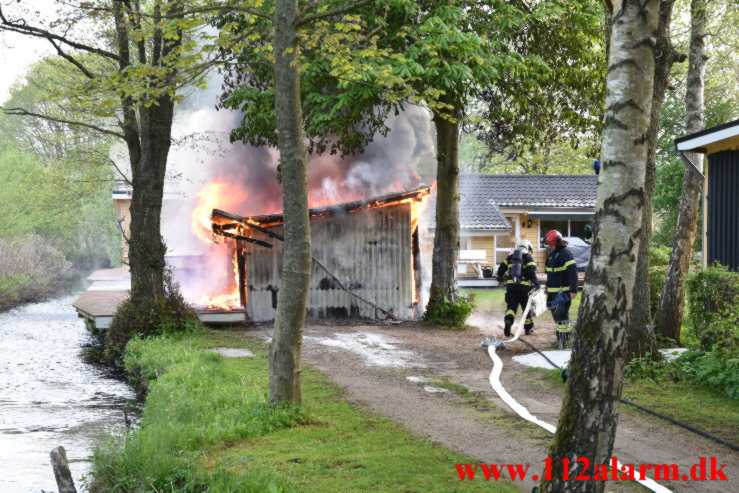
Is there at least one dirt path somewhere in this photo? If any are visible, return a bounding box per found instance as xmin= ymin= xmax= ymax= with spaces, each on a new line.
xmin=238 ymin=314 xmax=738 ymax=493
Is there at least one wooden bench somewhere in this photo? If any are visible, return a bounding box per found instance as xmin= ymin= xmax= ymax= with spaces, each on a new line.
xmin=457 ymin=249 xmax=489 ymax=279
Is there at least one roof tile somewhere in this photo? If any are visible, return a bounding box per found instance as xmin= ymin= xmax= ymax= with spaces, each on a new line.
xmin=456 ymin=174 xmax=598 ymax=230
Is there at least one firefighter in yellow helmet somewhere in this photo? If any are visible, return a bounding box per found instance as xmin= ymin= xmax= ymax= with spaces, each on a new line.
xmin=496 ymin=239 xmax=540 ymax=336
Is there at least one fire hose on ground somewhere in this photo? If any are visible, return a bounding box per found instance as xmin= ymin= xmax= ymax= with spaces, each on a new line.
xmin=516 ymin=336 xmax=739 ymax=454
xmin=482 ymin=287 xmax=672 ymax=493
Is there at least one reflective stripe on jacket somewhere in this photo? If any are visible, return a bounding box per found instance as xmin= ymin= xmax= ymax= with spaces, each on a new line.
xmin=545 ymin=245 xmax=578 ymax=294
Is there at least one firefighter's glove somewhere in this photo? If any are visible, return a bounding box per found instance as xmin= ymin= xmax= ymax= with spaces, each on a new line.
xmin=548 ymin=291 xmax=570 ymax=318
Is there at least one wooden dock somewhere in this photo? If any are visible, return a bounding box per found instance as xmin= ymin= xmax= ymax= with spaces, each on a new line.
xmin=73 ymin=289 xmax=130 ymax=329
xmin=73 ymin=268 xmax=246 ymax=328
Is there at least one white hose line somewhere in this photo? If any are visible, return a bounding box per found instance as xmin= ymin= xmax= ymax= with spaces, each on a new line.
xmin=487 ymin=298 xmax=671 ymax=492
xmin=487 ymin=344 xmax=556 ymax=434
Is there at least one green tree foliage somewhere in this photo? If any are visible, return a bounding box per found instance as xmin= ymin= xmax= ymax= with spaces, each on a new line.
xmin=217 ymin=1 xmax=412 ymax=156
xmin=652 ymin=0 xmax=738 ymax=246
xmin=0 ymin=141 xmax=119 ymax=267
xmin=0 ymin=59 xmax=122 ymax=270
xmin=473 ymin=0 xmax=606 ymax=165
xmin=460 ymin=133 xmax=596 ymax=175
xmin=219 ymin=0 xmax=602 ymax=162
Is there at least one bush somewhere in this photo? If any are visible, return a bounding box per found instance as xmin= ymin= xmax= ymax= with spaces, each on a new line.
xmin=424 ymin=294 xmax=474 ymax=328
xmin=626 ymin=347 xmax=739 ymax=399
xmin=0 ymin=235 xmax=72 ymax=311
xmin=677 ymin=348 xmax=739 ymax=399
xmin=104 ymin=269 xmax=202 ymax=366
xmin=649 ymin=245 xmax=671 ymax=267
xmin=685 ymin=263 xmax=739 ymax=351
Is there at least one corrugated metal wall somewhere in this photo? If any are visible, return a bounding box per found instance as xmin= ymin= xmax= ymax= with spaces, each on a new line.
xmin=707 ymin=151 xmax=739 ymax=270
xmin=242 ymin=203 xmax=415 ymax=321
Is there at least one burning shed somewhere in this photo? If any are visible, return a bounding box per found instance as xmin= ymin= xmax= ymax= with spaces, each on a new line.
xmin=211 ymin=186 xmax=432 ymax=322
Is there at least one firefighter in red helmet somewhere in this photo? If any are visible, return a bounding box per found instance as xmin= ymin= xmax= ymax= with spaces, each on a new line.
xmin=544 ymin=230 xmax=578 ymax=346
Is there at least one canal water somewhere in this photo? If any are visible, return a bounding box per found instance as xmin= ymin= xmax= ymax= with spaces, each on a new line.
xmin=0 ymin=295 xmax=136 ymax=492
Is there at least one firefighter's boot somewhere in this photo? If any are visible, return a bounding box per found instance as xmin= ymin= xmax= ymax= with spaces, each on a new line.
xmin=524 ymin=317 xmax=534 ymax=335
xmin=504 ymin=316 xmax=513 ymax=337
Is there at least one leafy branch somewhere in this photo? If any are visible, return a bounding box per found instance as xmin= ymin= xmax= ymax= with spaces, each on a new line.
xmin=0 ymin=107 xmax=125 ymax=139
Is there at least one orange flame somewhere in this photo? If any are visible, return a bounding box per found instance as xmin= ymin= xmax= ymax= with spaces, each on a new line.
xmin=191 ymin=291 xmax=241 ymax=311
xmin=190 ymin=180 xmax=248 ymax=310
xmin=192 ymin=182 xmax=248 ymax=243
xmin=410 ymin=182 xmax=435 ymax=313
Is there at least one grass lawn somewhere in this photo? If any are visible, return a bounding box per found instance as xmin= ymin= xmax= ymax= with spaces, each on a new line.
xmin=523 ymin=367 xmax=739 ymax=446
xmin=463 ymin=288 xmax=582 ymax=314
xmin=88 ymin=329 xmax=517 ymax=493
xmin=621 ymin=380 xmax=739 ymax=444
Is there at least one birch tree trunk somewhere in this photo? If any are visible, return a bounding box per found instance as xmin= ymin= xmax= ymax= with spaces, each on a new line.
xmin=627 ymin=0 xmax=685 ymax=361
xmin=425 ymin=98 xmax=462 ymax=321
xmin=654 ymin=0 xmax=707 ymax=343
xmin=268 ymin=0 xmax=312 ymax=403
xmin=539 ymin=1 xmax=659 ymax=491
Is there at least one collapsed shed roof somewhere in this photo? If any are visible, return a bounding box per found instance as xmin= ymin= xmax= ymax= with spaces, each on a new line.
xmin=212 ymin=185 xmax=431 ymax=228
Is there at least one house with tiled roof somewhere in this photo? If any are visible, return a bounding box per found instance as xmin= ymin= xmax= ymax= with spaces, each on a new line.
xmin=455 ymin=174 xmax=598 ymax=285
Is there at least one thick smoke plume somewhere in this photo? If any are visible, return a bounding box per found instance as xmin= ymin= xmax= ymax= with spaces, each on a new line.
xmin=159 ymin=83 xmax=435 ymax=306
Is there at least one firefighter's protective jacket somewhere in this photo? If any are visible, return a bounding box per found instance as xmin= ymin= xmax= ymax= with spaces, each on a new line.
xmin=545 ymin=245 xmax=578 ymax=294
xmin=497 ymin=250 xmax=540 ymax=288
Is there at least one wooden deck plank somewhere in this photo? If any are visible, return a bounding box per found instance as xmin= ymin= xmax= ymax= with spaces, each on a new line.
xmin=86 ymin=266 xmax=130 ymax=282
xmin=74 ymin=268 xmax=247 ymax=326
xmin=73 ymin=290 xmax=129 ymax=318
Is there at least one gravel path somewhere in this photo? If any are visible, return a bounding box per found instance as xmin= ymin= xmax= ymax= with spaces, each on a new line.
xmin=236 ymin=313 xmax=738 ymax=493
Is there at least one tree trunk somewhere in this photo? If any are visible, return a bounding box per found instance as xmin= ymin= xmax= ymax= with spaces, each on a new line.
xmin=654 ymin=0 xmax=707 ymax=343
xmin=128 ymin=102 xmax=173 ymax=306
xmin=111 ymin=0 xmax=176 ymax=312
xmin=269 ymin=0 xmax=312 ymax=404
xmin=539 ymin=1 xmax=659 ymax=491
xmin=627 ymin=0 xmax=685 ymax=361
xmin=425 ymin=99 xmax=462 ymax=321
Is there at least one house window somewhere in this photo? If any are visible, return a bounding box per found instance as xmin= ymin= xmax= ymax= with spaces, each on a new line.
xmin=539 ymin=219 xmax=592 ymax=247
xmin=539 ymin=220 xmax=569 ymax=247
xmin=569 ymin=220 xmax=591 ymax=240
xmin=460 ymin=236 xmax=472 ymax=250
xmin=497 ymin=234 xmax=514 ymax=249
